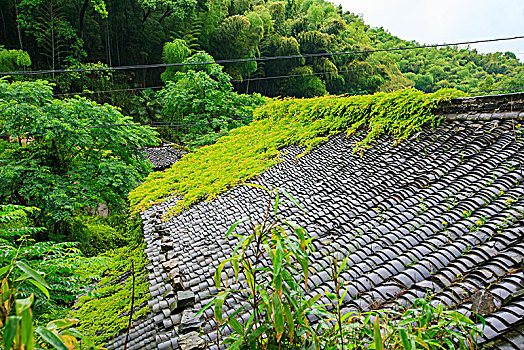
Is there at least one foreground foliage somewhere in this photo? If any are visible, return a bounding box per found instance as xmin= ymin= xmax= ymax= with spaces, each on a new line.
xmin=204 ymin=187 xmax=483 ymax=349
xmin=129 ymin=88 xmax=463 ymax=213
xmin=203 ymin=186 xmax=319 ymax=349
xmin=0 ymin=204 xmax=97 ymax=349
xmin=320 ymin=299 xmax=482 ymax=350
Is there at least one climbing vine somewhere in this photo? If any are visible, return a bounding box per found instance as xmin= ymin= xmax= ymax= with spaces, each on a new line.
xmin=129 ymin=88 xmax=464 ymax=214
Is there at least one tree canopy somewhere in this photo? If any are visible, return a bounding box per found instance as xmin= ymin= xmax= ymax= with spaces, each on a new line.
xmin=0 ymin=79 xmax=157 ymax=234
xmin=1 ymin=0 xmax=520 ymax=100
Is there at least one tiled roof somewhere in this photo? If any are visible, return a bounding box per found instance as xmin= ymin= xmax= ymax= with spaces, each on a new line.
xmin=110 ymin=94 xmax=524 ymax=350
xmin=142 ymin=146 xmax=186 ymax=171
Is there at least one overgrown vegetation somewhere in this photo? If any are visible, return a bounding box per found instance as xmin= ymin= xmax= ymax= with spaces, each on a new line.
xmin=129 ymin=88 xmax=463 ymax=213
xmin=71 ymin=243 xmax=151 ymax=344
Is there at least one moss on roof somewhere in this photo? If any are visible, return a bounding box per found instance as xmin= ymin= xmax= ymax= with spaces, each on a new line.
xmin=128 ymin=88 xmax=463 ymax=214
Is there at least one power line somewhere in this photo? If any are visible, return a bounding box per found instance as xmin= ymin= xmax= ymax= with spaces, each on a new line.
xmin=3 ymin=35 xmax=524 ymax=77
xmin=82 ymin=116 xmax=253 ymax=129
xmin=53 ymin=67 xmax=367 ymax=97
xmin=55 ymin=85 xmax=165 ymax=97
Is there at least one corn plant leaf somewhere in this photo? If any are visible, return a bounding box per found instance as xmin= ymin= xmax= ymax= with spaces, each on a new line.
xmin=35 ymin=326 xmax=69 ymax=350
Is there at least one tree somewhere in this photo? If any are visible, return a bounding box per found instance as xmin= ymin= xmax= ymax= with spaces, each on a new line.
xmin=0 ymin=47 xmax=31 ymax=72
xmin=0 ymin=80 xmax=158 ymax=236
xmin=210 ymin=14 xmax=263 ymax=79
xmin=158 ymin=52 xmax=264 ymax=146
xmin=160 ymin=38 xmax=192 ymax=82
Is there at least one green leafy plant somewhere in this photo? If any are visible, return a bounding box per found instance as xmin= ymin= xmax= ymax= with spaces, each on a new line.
xmin=201 ymin=185 xmax=320 ymax=349
xmin=319 ymin=298 xmax=483 ymax=350
xmin=0 ymin=79 xmax=158 ymax=234
xmin=130 ymin=88 xmax=462 ymax=214
xmin=0 ymin=205 xmax=85 ymax=316
xmin=0 ymin=204 xmax=97 ymax=349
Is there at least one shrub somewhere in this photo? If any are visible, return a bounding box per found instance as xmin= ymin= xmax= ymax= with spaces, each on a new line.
xmin=71 ymin=216 xmax=128 ymax=257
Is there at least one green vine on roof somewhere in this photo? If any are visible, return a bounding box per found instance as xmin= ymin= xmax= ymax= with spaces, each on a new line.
xmin=70 ymin=244 xmax=151 ymax=345
xmin=129 ymin=88 xmax=464 ymax=214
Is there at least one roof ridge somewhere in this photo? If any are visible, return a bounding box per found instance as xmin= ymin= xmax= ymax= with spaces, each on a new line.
xmin=442 ymin=111 xmax=524 ymax=121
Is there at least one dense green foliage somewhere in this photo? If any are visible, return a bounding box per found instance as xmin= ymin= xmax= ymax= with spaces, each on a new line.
xmin=0 ymin=79 xmax=157 ymax=236
xmin=158 ymin=51 xmax=265 ymax=146
xmin=0 ymin=47 xmax=31 ymax=72
xmin=129 ymin=88 xmax=463 ymax=213
xmin=0 ymin=205 xmax=83 ymax=316
xmin=369 ymin=28 xmax=524 ymax=93
xmin=0 ymin=204 xmax=97 ymax=349
xmin=1 ymin=0 xmax=521 ymax=101
xmin=71 ymin=243 xmax=151 ymax=344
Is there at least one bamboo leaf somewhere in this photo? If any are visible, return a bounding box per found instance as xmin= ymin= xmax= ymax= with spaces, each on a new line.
xmin=248 ymin=325 xmax=270 ymax=342
xmin=273 ymin=240 xmax=283 ymax=279
xmin=214 ymin=292 xmax=229 ymax=324
xmin=280 ymin=188 xmax=303 ymax=212
xmin=228 ymin=316 xmax=244 ymax=335
xmin=226 ymin=217 xmax=249 ymax=238
xmin=272 ymin=293 xmax=285 ymax=342
xmin=214 ymin=260 xmax=228 ymax=288
xmin=274 ymin=190 xmax=279 ymax=216
xmin=3 ymin=316 xmax=20 ymax=349
xmin=283 ymin=302 xmax=294 ymax=344
xmin=15 ymin=261 xmax=49 ymax=289
xmin=35 ymin=326 xmax=69 ymax=350
xmin=26 ymin=278 xmax=50 ymax=299
xmin=373 ymin=317 xmax=383 ymax=350
xmin=400 ymin=328 xmax=411 ymax=350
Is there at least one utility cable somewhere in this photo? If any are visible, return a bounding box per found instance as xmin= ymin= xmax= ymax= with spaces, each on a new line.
xmin=53 ymin=67 xmax=366 ymax=97
xmin=2 ymin=35 xmax=524 ymax=76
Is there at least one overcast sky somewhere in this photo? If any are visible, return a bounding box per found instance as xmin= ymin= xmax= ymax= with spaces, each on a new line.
xmin=335 ymin=0 xmax=524 ymax=61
